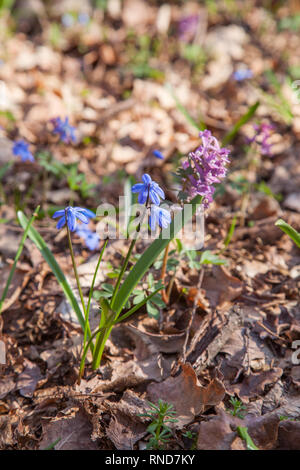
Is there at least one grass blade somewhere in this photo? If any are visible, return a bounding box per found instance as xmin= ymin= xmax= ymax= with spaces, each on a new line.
xmin=112 ymin=195 xmax=202 ymax=315
xmin=0 ymin=206 xmax=40 ymax=314
xmin=222 ymin=101 xmax=260 ymax=146
xmin=275 ymin=219 xmax=300 ymax=248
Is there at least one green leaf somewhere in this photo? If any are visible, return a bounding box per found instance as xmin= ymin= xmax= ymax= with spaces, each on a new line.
xmin=0 ymin=206 xmax=40 ymax=315
xmin=200 ymin=250 xmax=227 ymax=265
xmin=111 ymin=195 xmax=202 ymax=315
xmin=222 ymin=101 xmax=260 ymax=146
xmin=17 ymin=211 xmax=89 ymax=337
xmin=236 ymin=426 xmax=259 ymax=450
xmin=223 ymin=215 xmax=237 ymax=249
xmin=275 ymin=219 xmax=300 ymax=248
xmin=147 ymin=301 xmax=159 ymax=318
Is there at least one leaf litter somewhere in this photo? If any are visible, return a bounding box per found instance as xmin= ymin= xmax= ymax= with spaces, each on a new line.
xmin=0 ymin=0 xmax=299 ymax=451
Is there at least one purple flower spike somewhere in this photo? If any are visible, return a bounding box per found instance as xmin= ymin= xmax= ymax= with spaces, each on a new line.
xmin=179 ymin=130 xmax=230 ymax=208
xmin=247 ymin=123 xmax=274 ymax=156
xmin=12 ymin=140 xmax=35 ymax=162
xmin=178 ymin=15 xmax=199 ymax=42
xmin=51 ymin=117 xmax=76 ymax=144
xmin=132 ymin=173 xmax=165 ymax=205
xmin=52 ymin=206 xmax=95 ymax=232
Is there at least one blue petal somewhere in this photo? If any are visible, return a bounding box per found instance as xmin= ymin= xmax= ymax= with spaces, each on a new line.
xmin=52 ymin=209 xmax=65 ymax=219
xmin=149 ymin=208 xmax=158 ymax=231
xmin=138 ymin=189 xmax=148 ymax=204
xmin=159 ymin=209 xmax=171 ymax=228
xmin=153 ymin=150 xmax=164 ymax=160
xmin=142 ymin=174 xmax=152 ymax=185
xmin=56 ymin=216 xmax=66 ymax=229
xmin=67 ymin=210 xmax=76 ymax=231
xmin=74 ymin=212 xmax=89 ymax=224
xmin=131 ymin=183 xmax=145 ymax=193
xmin=77 ymin=208 xmax=95 ymax=218
xmin=152 ymin=182 xmax=165 ymax=200
xmin=149 ymin=188 xmax=160 ymax=206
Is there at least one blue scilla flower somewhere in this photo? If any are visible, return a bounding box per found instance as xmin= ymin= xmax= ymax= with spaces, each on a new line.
xmin=78 ymin=12 xmax=90 ymax=25
xmin=61 ymin=13 xmax=75 ymax=27
xmin=149 ymin=205 xmax=171 ymax=231
xmin=52 ymin=206 xmax=95 ymax=231
xmin=233 ymin=68 xmax=253 ymax=82
xmin=132 ymin=174 xmax=165 ymax=206
xmin=153 ymin=150 xmax=164 ymax=160
xmin=51 ymin=117 xmax=76 ymax=144
xmin=12 ymin=140 xmax=35 ymax=162
xmin=76 ymin=223 xmax=99 ymax=251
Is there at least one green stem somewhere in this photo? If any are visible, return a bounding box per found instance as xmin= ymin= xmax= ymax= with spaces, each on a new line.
xmin=66 ymin=219 xmax=87 ymax=324
xmin=0 ymin=206 xmax=40 ymax=315
xmin=110 ymin=238 xmax=136 ymax=310
xmin=85 ymin=239 xmax=108 ymax=346
xmin=79 ymin=239 xmax=108 ymax=378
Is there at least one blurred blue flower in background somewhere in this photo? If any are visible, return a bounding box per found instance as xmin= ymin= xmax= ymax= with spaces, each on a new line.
xmin=233 ymin=68 xmax=253 ymax=81
xmin=12 ymin=140 xmax=35 ymax=162
xmin=51 ymin=117 xmax=76 ymax=144
xmin=153 ymin=150 xmax=164 ymax=160
xmin=78 ymin=12 xmax=90 ymax=25
xmin=61 ymin=13 xmax=74 ymax=27
xmin=52 ymin=206 xmax=95 ymax=231
xmin=76 ymin=223 xmax=99 ymax=251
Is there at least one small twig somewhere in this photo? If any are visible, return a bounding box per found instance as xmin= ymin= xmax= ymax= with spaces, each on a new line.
xmin=256 ymin=320 xmax=288 ymax=343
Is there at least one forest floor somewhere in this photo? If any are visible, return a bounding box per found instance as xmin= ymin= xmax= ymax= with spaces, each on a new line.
xmin=0 ymin=0 xmax=300 ymax=450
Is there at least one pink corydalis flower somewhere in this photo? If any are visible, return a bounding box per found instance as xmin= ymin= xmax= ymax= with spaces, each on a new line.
xmin=179 ymin=130 xmax=230 ymax=208
xmin=178 ymin=14 xmax=199 ymax=42
xmin=247 ymin=123 xmax=275 ymax=156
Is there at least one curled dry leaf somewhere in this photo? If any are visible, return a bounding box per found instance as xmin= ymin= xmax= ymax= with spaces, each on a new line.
xmin=227 ymin=367 xmax=283 ymax=402
xmin=39 ymin=408 xmax=98 ymax=450
xmin=16 ymin=359 xmax=43 ymax=398
xmin=147 ymin=363 xmax=225 ymax=428
xmin=197 ymin=409 xmax=280 ymax=450
xmin=197 ymin=410 xmax=244 ymax=450
xmin=106 ymin=410 xmax=147 ymax=450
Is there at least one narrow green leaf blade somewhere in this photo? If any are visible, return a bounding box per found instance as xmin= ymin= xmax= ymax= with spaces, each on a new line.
xmin=112 ymin=195 xmax=202 ymax=315
xmin=275 ymin=219 xmax=300 ymax=248
xmin=222 ymin=101 xmax=260 ymax=146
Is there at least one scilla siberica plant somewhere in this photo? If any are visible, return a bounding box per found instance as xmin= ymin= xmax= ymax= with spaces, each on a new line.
xmin=17 ymin=130 xmax=230 ymax=381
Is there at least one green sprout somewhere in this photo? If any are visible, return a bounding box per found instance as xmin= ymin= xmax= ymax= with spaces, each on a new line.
xmin=228 ymin=396 xmax=247 ymax=419
xmin=139 ymin=400 xmax=178 ymax=450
